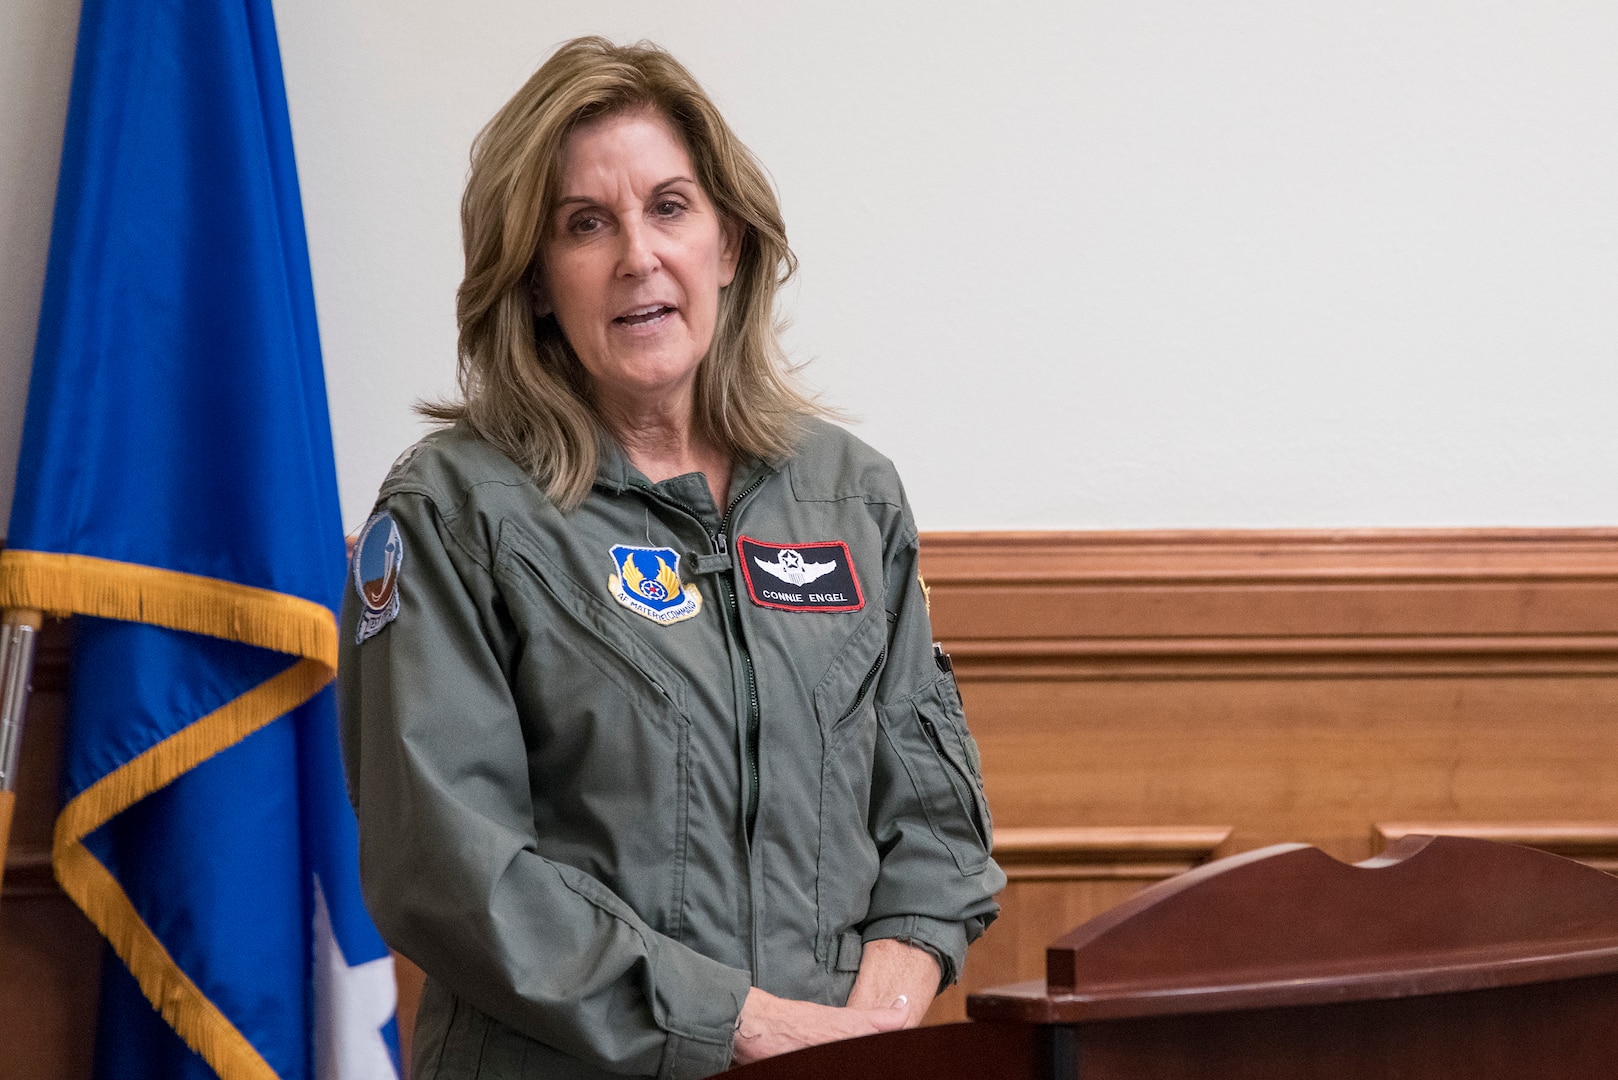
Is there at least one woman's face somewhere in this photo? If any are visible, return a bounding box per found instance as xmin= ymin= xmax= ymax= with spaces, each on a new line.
xmin=541 ymin=108 xmax=739 ymax=411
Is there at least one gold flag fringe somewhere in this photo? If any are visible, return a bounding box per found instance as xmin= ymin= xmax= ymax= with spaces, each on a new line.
xmin=0 ymin=550 xmax=337 ymax=669
xmin=52 ymin=657 xmax=333 ymax=1080
xmin=56 ymin=841 xmax=280 ymax=1080
xmin=0 ymin=549 xmax=342 ymax=1080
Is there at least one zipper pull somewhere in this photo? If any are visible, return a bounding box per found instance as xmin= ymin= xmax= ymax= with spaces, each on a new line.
xmin=693 ymin=532 xmax=732 ymax=576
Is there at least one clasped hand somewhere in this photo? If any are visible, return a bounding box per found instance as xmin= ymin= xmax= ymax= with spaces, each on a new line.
xmin=728 ymin=987 xmax=908 ymax=1066
xmin=729 ymin=938 xmax=941 ymax=1066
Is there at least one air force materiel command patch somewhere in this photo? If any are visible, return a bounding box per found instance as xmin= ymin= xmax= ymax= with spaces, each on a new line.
xmin=353 ymin=511 xmax=403 ymax=643
xmin=608 ymin=545 xmax=703 ymax=625
xmin=736 ymin=536 xmax=864 ymax=613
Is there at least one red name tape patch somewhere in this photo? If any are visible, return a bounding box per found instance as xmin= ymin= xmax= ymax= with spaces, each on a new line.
xmin=736 ymin=536 xmax=864 ymax=613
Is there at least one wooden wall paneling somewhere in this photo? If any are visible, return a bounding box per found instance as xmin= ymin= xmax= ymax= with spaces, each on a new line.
xmin=923 ymin=530 xmax=1618 ymax=679
xmin=964 ymin=676 xmax=1618 ymax=863
xmin=0 ymin=619 xmax=100 ymax=1080
xmin=918 ymin=530 xmax=1618 ymax=1024
xmin=991 ymin=826 xmax=1232 ymax=881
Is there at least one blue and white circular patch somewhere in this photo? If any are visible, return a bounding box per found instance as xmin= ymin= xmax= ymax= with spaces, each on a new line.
xmin=353 ymin=512 xmax=404 ymax=644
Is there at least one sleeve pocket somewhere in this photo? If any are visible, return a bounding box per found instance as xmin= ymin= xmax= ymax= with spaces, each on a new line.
xmin=881 ymin=677 xmax=993 ymax=874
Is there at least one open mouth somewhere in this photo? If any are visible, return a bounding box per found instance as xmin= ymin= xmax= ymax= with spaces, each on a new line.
xmin=615 ymin=305 xmax=676 ymax=327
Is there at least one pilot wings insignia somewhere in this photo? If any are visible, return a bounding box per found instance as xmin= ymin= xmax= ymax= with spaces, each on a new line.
xmin=753 ymin=548 xmax=837 ymax=586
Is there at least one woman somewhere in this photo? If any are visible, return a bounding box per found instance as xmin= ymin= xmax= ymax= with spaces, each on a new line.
xmin=339 ymin=37 xmax=1002 ymax=1080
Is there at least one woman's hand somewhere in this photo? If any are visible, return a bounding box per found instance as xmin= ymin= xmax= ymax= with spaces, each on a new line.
xmin=844 ymin=938 xmax=942 ymax=1027
xmin=729 ymin=986 xmax=909 ymax=1065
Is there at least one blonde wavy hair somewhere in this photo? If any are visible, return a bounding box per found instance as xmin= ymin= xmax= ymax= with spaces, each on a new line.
xmin=421 ymin=37 xmax=820 ymax=509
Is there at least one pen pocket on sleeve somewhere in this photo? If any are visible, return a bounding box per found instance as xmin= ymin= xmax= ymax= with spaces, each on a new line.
xmin=883 ymin=678 xmax=993 ymax=875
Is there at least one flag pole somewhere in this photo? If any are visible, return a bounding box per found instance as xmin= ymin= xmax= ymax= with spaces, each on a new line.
xmin=0 ymin=607 xmax=43 ymax=897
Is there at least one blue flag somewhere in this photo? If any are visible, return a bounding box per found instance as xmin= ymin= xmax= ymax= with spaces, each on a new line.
xmin=1 ymin=1 xmax=400 ymax=1077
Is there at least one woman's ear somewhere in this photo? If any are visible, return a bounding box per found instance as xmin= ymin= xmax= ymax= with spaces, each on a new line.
xmin=718 ymin=218 xmax=741 ymax=289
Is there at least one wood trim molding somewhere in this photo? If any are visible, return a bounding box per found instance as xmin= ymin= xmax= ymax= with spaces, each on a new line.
xmin=919 ymin=529 xmax=1618 ymax=582
xmin=919 ymin=529 xmax=1618 ymax=680
xmin=991 ymin=826 xmax=1231 ymax=881
xmin=2 ymin=849 xmax=57 ymax=898
xmin=944 ymin=637 xmax=1618 ymax=680
xmin=1375 ymin=823 xmax=1618 ymax=874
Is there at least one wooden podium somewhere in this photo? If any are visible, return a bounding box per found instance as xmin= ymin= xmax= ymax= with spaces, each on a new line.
xmin=724 ymin=835 xmax=1618 ymax=1079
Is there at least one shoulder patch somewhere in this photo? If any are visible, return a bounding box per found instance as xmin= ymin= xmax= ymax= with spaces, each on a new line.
xmin=608 ymin=545 xmax=702 ymax=626
xmin=736 ymin=536 xmax=864 ymax=613
xmin=353 ymin=512 xmax=404 ymax=643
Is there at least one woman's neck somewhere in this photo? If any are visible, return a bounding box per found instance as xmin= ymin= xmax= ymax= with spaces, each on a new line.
xmin=597 ymin=389 xmax=732 ymax=507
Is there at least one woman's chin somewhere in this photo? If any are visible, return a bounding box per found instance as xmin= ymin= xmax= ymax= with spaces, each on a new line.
xmin=589 ymin=362 xmax=705 ymax=412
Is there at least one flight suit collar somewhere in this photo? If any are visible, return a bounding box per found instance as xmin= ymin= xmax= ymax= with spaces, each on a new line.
xmin=594 ymin=434 xmax=780 ymax=521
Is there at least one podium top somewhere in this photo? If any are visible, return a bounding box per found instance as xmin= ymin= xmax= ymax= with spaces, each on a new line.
xmin=969 ymin=834 xmax=1618 ymax=1023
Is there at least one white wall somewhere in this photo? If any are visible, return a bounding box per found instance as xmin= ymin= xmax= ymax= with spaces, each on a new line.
xmin=4 ymin=2 xmax=1616 ymax=532
xmin=0 ymin=0 xmax=79 ymax=534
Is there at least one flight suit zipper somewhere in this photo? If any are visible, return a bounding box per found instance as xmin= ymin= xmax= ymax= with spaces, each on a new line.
xmin=715 ymin=473 xmax=770 ymax=839
xmin=627 ymin=471 xmax=770 ymax=838
xmin=834 ymin=650 xmax=886 ymax=727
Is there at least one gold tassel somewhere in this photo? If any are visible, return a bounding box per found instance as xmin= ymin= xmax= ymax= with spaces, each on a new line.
xmin=0 ymin=550 xmax=337 ymax=668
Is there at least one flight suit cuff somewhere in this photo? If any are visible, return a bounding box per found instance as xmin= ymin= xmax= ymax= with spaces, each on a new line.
xmin=652 ymin=946 xmax=752 ymax=1080
xmin=861 ymin=914 xmax=968 ymax=989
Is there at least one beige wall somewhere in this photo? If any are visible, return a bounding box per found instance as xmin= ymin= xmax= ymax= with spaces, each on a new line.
xmin=3 ymin=2 xmax=1616 ymax=532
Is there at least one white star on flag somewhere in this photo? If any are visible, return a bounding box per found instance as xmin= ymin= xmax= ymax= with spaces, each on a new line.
xmin=312 ymin=875 xmax=400 ymax=1079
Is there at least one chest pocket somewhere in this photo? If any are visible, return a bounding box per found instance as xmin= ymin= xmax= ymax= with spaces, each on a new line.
xmin=879 ymin=674 xmax=993 ymax=875
xmin=496 ymin=535 xmax=692 ymax=723
xmin=493 ymin=534 xmax=698 ymax=938
xmin=812 ymin=610 xmax=888 ymax=748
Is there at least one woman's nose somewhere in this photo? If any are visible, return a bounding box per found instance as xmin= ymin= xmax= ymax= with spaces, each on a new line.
xmin=617 ymin=221 xmax=660 ymax=278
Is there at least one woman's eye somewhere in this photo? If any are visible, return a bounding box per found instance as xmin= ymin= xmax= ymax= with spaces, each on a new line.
xmin=654 ymin=199 xmax=686 ymax=218
xmin=559 ymin=210 xmax=605 ymax=236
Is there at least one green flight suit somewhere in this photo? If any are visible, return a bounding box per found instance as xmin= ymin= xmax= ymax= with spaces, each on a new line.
xmin=338 ymin=418 xmax=1003 ymax=1079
